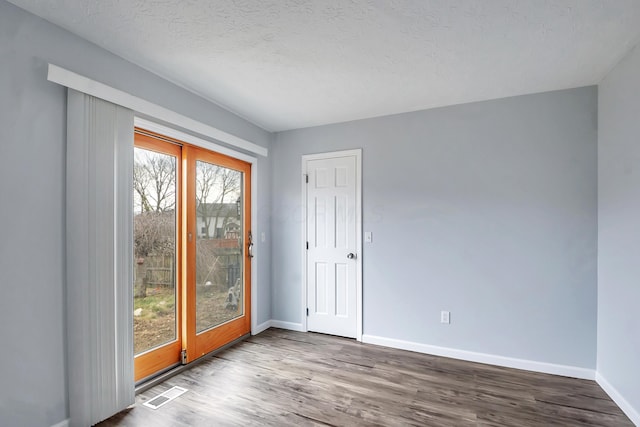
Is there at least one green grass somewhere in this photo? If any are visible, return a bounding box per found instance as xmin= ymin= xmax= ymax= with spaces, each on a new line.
xmin=134 ymin=288 xmax=175 ymax=320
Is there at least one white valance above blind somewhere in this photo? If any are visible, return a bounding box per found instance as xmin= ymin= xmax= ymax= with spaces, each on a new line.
xmin=48 ymin=64 xmax=267 ymax=157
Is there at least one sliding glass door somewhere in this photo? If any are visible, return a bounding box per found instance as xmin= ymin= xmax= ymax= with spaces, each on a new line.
xmin=185 ymin=146 xmax=252 ymax=361
xmin=133 ymin=133 xmax=182 ymax=381
xmin=133 ymin=130 xmax=251 ymax=381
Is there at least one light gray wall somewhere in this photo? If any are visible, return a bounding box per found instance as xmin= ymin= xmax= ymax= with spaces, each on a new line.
xmin=0 ymin=2 xmax=271 ymax=426
xmin=273 ymin=87 xmax=598 ymax=369
xmin=597 ymin=43 xmax=640 ymax=417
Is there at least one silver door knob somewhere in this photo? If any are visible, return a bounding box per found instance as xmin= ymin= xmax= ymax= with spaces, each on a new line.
xmin=347 ymin=253 xmax=356 ymax=259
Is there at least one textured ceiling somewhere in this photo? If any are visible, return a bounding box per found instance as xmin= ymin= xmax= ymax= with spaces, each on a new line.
xmin=9 ymin=0 xmax=640 ymax=131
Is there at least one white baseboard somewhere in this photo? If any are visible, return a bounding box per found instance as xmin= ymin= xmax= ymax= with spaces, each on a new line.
xmin=596 ymin=372 xmax=640 ymax=426
xmin=252 ymin=320 xmax=272 ymax=335
xmin=361 ymin=334 xmax=595 ymax=380
xmin=270 ymin=320 xmax=305 ymax=332
xmin=51 ymin=419 xmax=69 ymax=427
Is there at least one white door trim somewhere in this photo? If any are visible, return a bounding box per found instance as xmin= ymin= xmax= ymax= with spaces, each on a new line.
xmin=302 ymin=149 xmax=362 ymax=341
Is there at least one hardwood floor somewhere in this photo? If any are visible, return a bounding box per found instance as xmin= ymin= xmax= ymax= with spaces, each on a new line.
xmin=99 ymin=328 xmax=633 ymax=426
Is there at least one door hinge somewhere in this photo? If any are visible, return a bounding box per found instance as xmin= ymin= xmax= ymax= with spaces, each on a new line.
xmin=306 ymin=241 xmax=309 ymax=250
xmin=306 ymin=308 xmax=309 ymax=316
xmin=305 ymin=174 xmax=309 ymax=183
xmin=181 ymin=349 xmax=187 ymax=365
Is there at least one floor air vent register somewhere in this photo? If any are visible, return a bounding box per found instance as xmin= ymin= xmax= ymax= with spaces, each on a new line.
xmin=143 ymin=386 xmax=188 ymax=410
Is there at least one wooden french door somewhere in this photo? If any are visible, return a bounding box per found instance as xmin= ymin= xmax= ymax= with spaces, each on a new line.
xmin=133 ymin=129 xmax=251 ymax=381
xmin=184 ymin=145 xmax=252 ymax=362
xmin=133 ymin=132 xmax=182 ymax=381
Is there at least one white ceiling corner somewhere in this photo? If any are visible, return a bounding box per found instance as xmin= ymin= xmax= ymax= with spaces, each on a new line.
xmin=9 ymin=0 xmax=640 ymax=132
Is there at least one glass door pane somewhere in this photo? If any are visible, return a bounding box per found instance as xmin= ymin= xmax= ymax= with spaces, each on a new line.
xmin=133 ymin=146 xmax=178 ymax=355
xmin=195 ymin=160 xmax=244 ymax=333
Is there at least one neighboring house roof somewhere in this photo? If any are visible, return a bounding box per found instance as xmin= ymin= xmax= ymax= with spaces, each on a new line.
xmin=196 ymin=202 xmax=239 ymax=218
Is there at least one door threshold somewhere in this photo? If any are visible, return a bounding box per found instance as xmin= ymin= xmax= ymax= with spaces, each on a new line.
xmin=135 ymin=333 xmax=250 ymax=394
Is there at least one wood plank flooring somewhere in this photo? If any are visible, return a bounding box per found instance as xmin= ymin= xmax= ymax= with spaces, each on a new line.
xmin=99 ymin=328 xmax=633 ymax=426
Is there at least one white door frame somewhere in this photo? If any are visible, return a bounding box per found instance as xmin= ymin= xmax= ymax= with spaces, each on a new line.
xmin=302 ymin=149 xmax=362 ymax=341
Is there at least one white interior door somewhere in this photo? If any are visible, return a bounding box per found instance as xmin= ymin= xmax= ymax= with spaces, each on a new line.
xmin=305 ymin=151 xmax=360 ymax=338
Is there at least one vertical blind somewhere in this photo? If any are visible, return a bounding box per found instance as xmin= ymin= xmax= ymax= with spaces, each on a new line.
xmin=66 ymin=89 xmax=135 ymax=426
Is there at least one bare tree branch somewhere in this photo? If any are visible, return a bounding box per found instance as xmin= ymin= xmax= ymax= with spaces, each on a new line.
xmin=196 ymin=162 xmax=241 ymax=239
xmin=134 ymin=148 xmax=176 ymax=213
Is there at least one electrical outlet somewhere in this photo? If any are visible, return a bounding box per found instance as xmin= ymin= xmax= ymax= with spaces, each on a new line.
xmin=261 ymin=232 xmax=266 ymax=243
xmin=441 ymin=311 xmax=450 ymax=324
